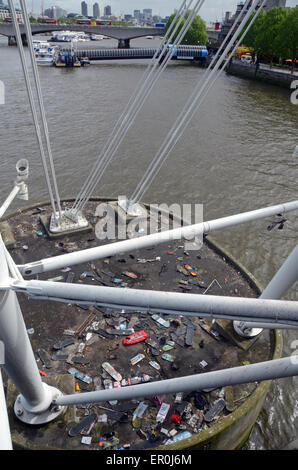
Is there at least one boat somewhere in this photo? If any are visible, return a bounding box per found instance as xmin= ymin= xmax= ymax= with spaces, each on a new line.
xmin=32 ymin=39 xmax=51 ymax=50
xmin=35 ymin=46 xmax=58 ymax=66
xmin=54 ymin=51 xmax=82 ymax=68
xmin=90 ymin=34 xmax=105 ymax=41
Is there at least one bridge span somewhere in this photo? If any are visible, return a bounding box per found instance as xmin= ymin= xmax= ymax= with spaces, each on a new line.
xmin=0 ymin=23 xmax=164 ymax=48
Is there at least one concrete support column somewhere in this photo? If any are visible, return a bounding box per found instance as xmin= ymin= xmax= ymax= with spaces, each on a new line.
xmin=21 ymin=34 xmax=28 ymax=46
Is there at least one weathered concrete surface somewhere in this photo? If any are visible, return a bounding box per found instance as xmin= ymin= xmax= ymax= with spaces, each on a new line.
xmin=2 ymin=199 xmax=282 ymax=450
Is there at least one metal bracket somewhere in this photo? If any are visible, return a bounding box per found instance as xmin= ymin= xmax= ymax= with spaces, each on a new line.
xmin=14 ymin=383 xmax=66 ymax=425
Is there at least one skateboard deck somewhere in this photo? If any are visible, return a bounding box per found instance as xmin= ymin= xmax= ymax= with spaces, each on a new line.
xmin=37 ymin=348 xmax=52 ymax=368
xmin=204 ymin=399 xmax=226 ymax=422
xmin=68 ymin=413 xmax=97 ymax=437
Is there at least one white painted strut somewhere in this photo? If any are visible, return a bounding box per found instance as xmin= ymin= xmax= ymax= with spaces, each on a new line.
xmin=10 ymin=279 xmax=298 ymax=327
xmin=54 ymin=355 xmax=298 ymax=407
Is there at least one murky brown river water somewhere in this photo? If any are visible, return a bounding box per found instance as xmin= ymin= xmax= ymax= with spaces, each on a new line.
xmin=0 ymin=35 xmax=297 ymax=449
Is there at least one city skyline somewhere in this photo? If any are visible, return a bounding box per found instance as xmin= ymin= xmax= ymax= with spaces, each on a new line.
xmin=29 ymin=0 xmax=297 ymax=21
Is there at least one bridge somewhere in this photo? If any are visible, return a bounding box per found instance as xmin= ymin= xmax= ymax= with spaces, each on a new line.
xmin=60 ymin=45 xmax=208 ymax=63
xmin=0 ymin=23 xmax=165 ymax=48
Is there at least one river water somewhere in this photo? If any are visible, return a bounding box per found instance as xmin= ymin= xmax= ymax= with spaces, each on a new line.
xmin=0 ymin=35 xmax=297 ymax=449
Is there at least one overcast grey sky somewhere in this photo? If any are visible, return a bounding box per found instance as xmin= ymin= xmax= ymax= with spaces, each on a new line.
xmin=38 ymin=1 xmax=298 ymax=22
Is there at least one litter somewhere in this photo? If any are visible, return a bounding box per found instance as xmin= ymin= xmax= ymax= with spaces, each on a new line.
xmin=177 ymin=265 xmax=189 ymax=276
xmin=152 ymin=315 xmax=170 ymax=328
xmin=72 ymin=356 xmax=89 ymax=365
xmin=37 ymin=348 xmax=52 ymax=369
xmin=174 ymin=392 xmax=183 ymax=403
xmin=52 ymin=353 xmax=69 ymax=361
xmin=81 ymin=436 xmax=92 ymax=445
xmin=162 ymin=344 xmax=174 ymax=351
xmin=203 ymin=279 xmax=222 ymax=294
xmin=165 ymin=431 xmax=192 ymax=445
xmin=200 ymin=360 xmax=208 ymax=369
xmin=184 ymin=265 xmax=198 ymax=276
xmin=106 ymin=328 xmax=134 ymax=336
xmin=149 ymin=361 xmax=160 ymax=370
xmin=61 ymin=267 xmax=72 ymax=272
xmin=63 ymin=329 xmax=75 ymax=336
xmin=122 ymin=271 xmax=138 ymax=279
xmin=185 ymin=326 xmax=194 ymax=346
xmin=188 ymin=278 xmax=208 ymax=289
xmin=68 ymin=413 xmax=97 ymax=437
xmin=68 ymin=367 xmax=92 ymax=384
xmin=102 ymin=362 xmax=122 ymax=382
xmin=103 ymin=379 xmax=118 ymax=405
xmin=199 ymin=321 xmax=220 ymax=341
xmin=171 ymin=413 xmax=181 ymax=424
xmin=130 ymin=353 xmax=145 ymax=365
xmin=161 ymin=353 xmax=174 ymax=362
xmin=132 ymin=402 xmax=147 ymax=422
xmin=156 ymin=403 xmax=170 ymax=423
xmin=188 ymin=411 xmax=203 ymax=431
xmin=27 ymin=328 xmax=34 ymax=335
xmin=204 ymin=399 xmax=226 ymax=423
xmin=47 ymin=276 xmax=64 ymax=282
xmin=66 ymin=272 xmax=75 ymax=283
xmin=53 ymin=338 xmax=75 ymax=350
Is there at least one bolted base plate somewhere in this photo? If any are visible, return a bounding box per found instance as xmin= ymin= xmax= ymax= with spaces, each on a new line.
xmin=14 ymin=385 xmax=66 ymax=425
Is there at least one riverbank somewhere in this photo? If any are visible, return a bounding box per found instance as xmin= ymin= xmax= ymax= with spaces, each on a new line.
xmin=226 ymin=59 xmax=297 ymax=89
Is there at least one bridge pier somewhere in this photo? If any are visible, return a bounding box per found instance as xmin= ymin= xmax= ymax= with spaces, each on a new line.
xmin=8 ymin=34 xmax=28 ymax=46
xmin=8 ymin=35 xmax=17 ymax=46
xmin=118 ymin=38 xmax=130 ymax=49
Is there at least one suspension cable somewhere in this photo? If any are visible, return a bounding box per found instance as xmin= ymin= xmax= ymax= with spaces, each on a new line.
xmin=70 ymin=0 xmax=189 ymax=215
xmin=70 ymin=0 xmax=191 ymax=216
xmin=8 ymin=0 xmax=59 ymax=221
xmin=130 ymin=0 xmax=263 ymax=204
xmin=71 ymin=0 xmax=205 ymax=217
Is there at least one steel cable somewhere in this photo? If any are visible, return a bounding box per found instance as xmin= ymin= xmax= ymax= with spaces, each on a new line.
xmin=71 ymin=0 xmax=205 ymax=217
xmin=130 ymin=0 xmax=264 ymax=204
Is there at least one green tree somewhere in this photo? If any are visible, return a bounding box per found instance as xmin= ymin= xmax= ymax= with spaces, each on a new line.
xmin=254 ymin=6 xmax=287 ymax=65
xmin=242 ymin=9 xmax=266 ymax=50
xmin=166 ymin=11 xmax=208 ymax=45
xmin=275 ymin=6 xmax=298 ymax=73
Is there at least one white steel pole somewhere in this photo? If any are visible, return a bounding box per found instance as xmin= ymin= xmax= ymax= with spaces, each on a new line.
xmin=54 ymin=355 xmax=298 ymax=407
xmin=11 ymin=279 xmax=298 ymax=327
xmin=18 ymin=200 xmax=298 ymax=275
xmin=234 ymin=244 xmax=298 ymax=337
xmin=0 ymin=370 xmax=12 ymax=450
xmin=0 ymin=185 xmax=20 ymax=219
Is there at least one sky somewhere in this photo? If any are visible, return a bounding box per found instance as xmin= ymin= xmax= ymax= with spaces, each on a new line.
xmin=31 ymin=0 xmax=298 ymax=22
